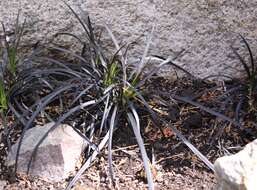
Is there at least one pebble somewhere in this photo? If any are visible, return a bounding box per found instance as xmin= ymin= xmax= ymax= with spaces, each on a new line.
xmin=164 ymin=180 xmax=169 ymax=186
xmin=0 ymin=180 xmax=7 ymax=190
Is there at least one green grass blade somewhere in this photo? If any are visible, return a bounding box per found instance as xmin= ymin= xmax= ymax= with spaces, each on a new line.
xmin=104 ymin=25 xmax=125 ymax=65
xmin=0 ymin=80 xmax=7 ymax=114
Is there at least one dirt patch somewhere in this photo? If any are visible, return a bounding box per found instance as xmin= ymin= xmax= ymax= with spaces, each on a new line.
xmin=1 ymin=76 xmax=256 ymax=189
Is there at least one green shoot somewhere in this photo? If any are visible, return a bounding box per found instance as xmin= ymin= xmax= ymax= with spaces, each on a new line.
xmin=103 ymin=61 xmax=119 ymax=87
xmin=0 ymin=80 xmax=7 ymax=114
xmin=0 ymin=11 xmax=25 ymax=128
xmin=2 ymin=10 xmax=26 ymax=77
xmin=7 ymin=46 xmax=17 ymax=75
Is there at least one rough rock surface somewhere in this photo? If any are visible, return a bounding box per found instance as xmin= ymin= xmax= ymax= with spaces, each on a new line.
xmin=7 ymin=122 xmax=86 ymax=182
xmin=214 ymin=139 xmax=257 ymax=190
xmin=0 ymin=0 xmax=257 ymax=78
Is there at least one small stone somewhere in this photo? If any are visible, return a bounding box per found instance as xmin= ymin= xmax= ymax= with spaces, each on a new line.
xmin=168 ymin=106 xmax=180 ymax=122
xmin=214 ymin=139 xmax=257 ymax=190
xmin=183 ymin=113 xmax=202 ymax=129
xmin=0 ymin=180 xmax=7 ymax=190
xmin=72 ymin=184 xmax=94 ymax=190
xmin=7 ymin=122 xmax=87 ymax=182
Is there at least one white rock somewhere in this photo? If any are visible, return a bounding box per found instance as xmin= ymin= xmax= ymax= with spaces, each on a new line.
xmin=7 ymin=122 xmax=86 ymax=182
xmin=0 ymin=180 xmax=7 ymax=190
xmin=214 ymin=139 xmax=257 ymax=190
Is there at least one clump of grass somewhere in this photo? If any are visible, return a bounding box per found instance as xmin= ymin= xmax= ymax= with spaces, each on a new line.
xmin=160 ymin=34 xmax=257 ymax=145
xmin=0 ymin=11 xmax=25 ymax=123
xmin=231 ymin=35 xmax=257 ymax=112
xmin=6 ymin=3 xmax=215 ymax=190
xmin=0 ymin=80 xmax=7 ymax=114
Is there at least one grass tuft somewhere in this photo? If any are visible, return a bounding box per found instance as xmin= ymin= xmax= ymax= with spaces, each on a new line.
xmin=231 ymin=35 xmax=257 ymax=112
xmin=3 ymin=4 xmax=217 ymax=190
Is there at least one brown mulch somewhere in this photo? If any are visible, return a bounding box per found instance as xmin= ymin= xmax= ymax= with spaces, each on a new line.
xmin=1 ymin=76 xmax=256 ymax=189
xmin=1 ymin=144 xmax=217 ymax=190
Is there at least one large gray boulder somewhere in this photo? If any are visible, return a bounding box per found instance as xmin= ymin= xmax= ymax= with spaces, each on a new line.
xmin=7 ymin=122 xmax=86 ymax=182
xmin=214 ymin=139 xmax=257 ymax=190
xmin=0 ymin=0 xmax=257 ymax=78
